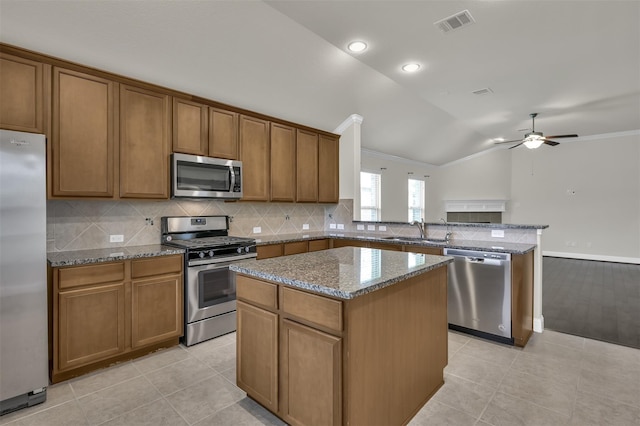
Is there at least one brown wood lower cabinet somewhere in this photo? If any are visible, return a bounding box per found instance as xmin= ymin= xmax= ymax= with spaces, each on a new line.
xmin=236 ymin=267 xmax=448 ymax=426
xmin=512 ymin=251 xmax=534 ymax=347
xmin=50 ymin=254 xmax=183 ymax=383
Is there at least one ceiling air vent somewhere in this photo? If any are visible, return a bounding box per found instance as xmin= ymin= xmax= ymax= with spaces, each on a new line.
xmin=434 ymin=10 xmax=475 ymax=33
xmin=472 ymin=87 xmax=493 ymax=96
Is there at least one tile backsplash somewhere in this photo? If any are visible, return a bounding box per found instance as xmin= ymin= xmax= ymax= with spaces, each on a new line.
xmin=46 ymin=199 xmax=353 ymax=252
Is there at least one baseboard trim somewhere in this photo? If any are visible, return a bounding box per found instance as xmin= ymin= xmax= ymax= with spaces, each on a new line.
xmin=533 ymin=316 xmax=544 ymax=333
xmin=543 ymin=251 xmax=640 ymax=265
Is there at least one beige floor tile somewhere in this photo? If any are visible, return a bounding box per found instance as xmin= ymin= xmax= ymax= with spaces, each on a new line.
xmin=69 ymin=362 xmax=140 ymax=398
xmin=480 ymin=392 xmax=570 ymax=426
xmin=431 ymin=375 xmax=495 ymax=418
xmin=522 ymin=338 xmax=584 ymax=365
xmin=77 ymin=376 xmax=162 ymax=425
xmin=8 ymin=400 xmax=88 ymax=426
xmin=220 ymin=365 xmax=237 ymax=386
xmin=199 ymin=342 xmax=237 ymax=373
xmin=578 ymin=368 xmax=640 ymax=408
xmin=498 ymin=370 xmax=577 ymax=417
xmin=193 ymin=397 xmax=285 ymax=426
xmin=98 ymin=398 xmax=188 ymax=426
xmin=535 ymin=329 xmax=585 ymax=350
xmin=448 ymin=339 xmax=466 ymax=360
xmin=448 ymin=331 xmax=471 ymax=345
xmin=583 ymin=338 xmax=640 ymax=365
xmin=164 ymin=374 xmax=245 ymax=424
xmin=580 ymin=349 xmax=640 ymax=379
xmin=183 ymin=332 xmax=236 ymax=359
xmin=445 ymin=352 xmax=508 ymax=388
xmin=570 ymin=391 xmax=640 ymax=426
xmin=457 ymin=338 xmax=519 ymax=367
xmin=408 ymin=400 xmax=477 ymax=426
xmin=132 ymin=346 xmax=192 ymax=374
xmin=145 ymin=357 xmax=217 ymax=396
xmin=509 ymin=351 xmax=582 ymax=387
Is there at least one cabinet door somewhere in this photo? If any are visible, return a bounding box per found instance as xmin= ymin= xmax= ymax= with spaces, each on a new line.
xmin=296 ymin=129 xmax=318 ymax=202
xmin=0 ymin=53 xmax=44 ymax=133
xmin=57 ymin=283 xmax=125 ymax=371
xmin=404 ymin=246 xmax=443 ymax=256
xmin=318 ymin=135 xmax=339 ymax=203
xmin=283 ymin=241 xmax=308 ymax=256
xmin=270 ymin=123 xmax=296 ymax=202
xmin=239 ymin=115 xmax=270 ymax=201
xmin=119 ymin=84 xmax=170 ymax=198
xmin=369 ymin=242 xmax=403 ymax=251
xmin=511 ymin=251 xmax=534 ymax=347
xmin=308 ymin=239 xmax=330 ymax=252
xmin=51 ymin=67 xmax=114 ymax=197
xmin=331 ymin=239 xmax=368 ymax=248
xmin=209 ymin=107 xmax=239 ymax=159
xmin=280 ymin=319 xmax=341 ymax=426
xmin=172 ymin=97 xmax=207 ymax=155
xmin=257 ymin=244 xmax=283 ymax=260
xmin=237 ymin=301 xmax=279 ymax=413
xmin=131 ymin=274 xmax=183 ymax=348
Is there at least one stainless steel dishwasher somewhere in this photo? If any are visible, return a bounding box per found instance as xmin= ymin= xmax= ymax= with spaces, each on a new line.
xmin=443 ymin=248 xmax=513 ymax=344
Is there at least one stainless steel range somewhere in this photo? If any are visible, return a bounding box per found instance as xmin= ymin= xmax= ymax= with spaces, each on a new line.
xmin=161 ymin=216 xmax=256 ymax=346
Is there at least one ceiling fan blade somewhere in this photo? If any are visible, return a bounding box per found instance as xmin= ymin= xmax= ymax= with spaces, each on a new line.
xmin=543 ymin=140 xmax=560 ymax=146
xmin=494 ymin=139 xmax=523 ymax=145
xmin=508 ymin=142 xmax=524 ymax=149
xmin=544 ymin=134 xmax=578 ymax=139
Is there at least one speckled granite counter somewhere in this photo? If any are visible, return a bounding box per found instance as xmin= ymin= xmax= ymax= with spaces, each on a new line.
xmin=47 ymin=244 xmax=185 ymax=267
xmin=255 ymin=231 xmax=536 ymax=255
xmin=230 ymin=246 xmax=452 ymax=299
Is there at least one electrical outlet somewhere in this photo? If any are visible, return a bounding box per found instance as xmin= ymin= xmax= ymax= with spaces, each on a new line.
xmin=337 ymin=224 xmax=345 ymax=230
xmin=367 ymin=225 xmax=375 ymax=231
xmin=356 ymin=224 xmax=365 ymax=230
xmin=330 ymin=223 xmax=336 ymax=229
xmin=110 ymin=234 xmax=124 ymax=243
xmin=379 ymin=225 xmax=387 ymax=231
xmin=302 ymin=224 xmax=309 ymax=230
xmin=491 ymin=230 xmax=505 ymax=238
xmin=252 ymin=227 xmax=261 ymax=234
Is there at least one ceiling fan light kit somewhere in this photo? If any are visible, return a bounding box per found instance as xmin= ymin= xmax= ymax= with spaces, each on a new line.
xmin=495 ymin=112 xmax=578 ymax=149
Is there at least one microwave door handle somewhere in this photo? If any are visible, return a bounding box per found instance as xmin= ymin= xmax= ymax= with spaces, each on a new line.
xmin=229 ymin=166 xmax=236 ymax=191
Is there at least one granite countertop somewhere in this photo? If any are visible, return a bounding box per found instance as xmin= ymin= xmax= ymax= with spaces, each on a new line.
xmin=353 ymin=221 xmax=549 ymax=230
xmin=256 ymin=231 xmax=536 ymax=255
xmin=230 ymin=246 xmax=453 ymax=300
xmin=47 ymin=244 xmax=185 ymax=267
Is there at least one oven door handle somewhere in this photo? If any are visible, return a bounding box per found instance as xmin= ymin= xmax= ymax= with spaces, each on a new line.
xmin=187 ymin=253 xmax=256 ymax=268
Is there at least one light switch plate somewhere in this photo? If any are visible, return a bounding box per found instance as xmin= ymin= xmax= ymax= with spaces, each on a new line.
xmin=253 ymin=227 xmax=262 ymax=234
xmin=367 ymin=225 xmax=376 ymax=231
xmin=337 ymin=224 xmax=345 ymax=230
xmin=302 ymin=224 xmax=309 ymax=230
xmin=110 ymin=234 xmax=124 ymax=243
xmin=491 ymin=230 xmax=505 ymax=238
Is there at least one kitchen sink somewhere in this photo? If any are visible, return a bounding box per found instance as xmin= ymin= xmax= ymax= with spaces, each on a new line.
xmin=382 ymin=236 xmax=448 ymax=245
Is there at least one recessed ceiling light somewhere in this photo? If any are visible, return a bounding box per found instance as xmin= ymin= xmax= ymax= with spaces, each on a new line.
xmin=492 ymin=137 xmax=505 ymax=142
xmin=347 ymin=41 xmax=367 ymax=52
xmin=402 ymin=63 xmax=421 ymax=72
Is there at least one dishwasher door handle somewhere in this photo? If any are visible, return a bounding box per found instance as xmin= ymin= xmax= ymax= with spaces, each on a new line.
xmin=467 ymin=257 xmax=485 ymax=263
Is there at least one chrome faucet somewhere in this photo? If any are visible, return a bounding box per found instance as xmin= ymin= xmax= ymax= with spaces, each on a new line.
xmin=411 ymin=219 xmax=426 ymax=238
xmin=440 ymin=218 xmax=452 ymax=243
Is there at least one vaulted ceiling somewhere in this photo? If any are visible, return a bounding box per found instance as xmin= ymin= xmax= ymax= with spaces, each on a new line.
xmin=1 ymin=1 xmax=639 ymax=165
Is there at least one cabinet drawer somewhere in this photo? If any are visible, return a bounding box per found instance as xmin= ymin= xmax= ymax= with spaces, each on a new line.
xmin=284 ymin=241 xmax=308 ymax=256
xmin=308 ymin=239 xmax=329 ymax=252
xmin=237 ymin=275 xmax=278 ymax=310
xmin=131 ymin=255 xmax=183 ymax=279
xmin=282 ymin=287 xmax=342 ymax=333
xmin=58 ymin=262 xmax=125 ymax=289
xmin=257 ymin=244 xmax=283 ymax=260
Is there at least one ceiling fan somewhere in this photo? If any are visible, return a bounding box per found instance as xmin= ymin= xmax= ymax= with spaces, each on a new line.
xmin=495 ymin=113 xmax=578 ymax=149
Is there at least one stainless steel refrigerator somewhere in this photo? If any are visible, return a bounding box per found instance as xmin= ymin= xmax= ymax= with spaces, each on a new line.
xmin=0 ymin=129 xmax=48 ymax=415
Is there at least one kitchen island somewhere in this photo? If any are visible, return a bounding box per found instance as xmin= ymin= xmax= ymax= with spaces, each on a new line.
xmin=230 ymin=247 xmax=452 ymax=426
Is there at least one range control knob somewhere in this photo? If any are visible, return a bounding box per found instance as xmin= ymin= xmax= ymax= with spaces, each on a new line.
xmin=245 ymin=246 xmax=251 ymax=253
xmin=236 ymin=247 xmax=243 ymax=254
xmin=199 ymin=252 xmax=205 ymax=258
xmin=209 ymin=250 xmax=214 ymax=257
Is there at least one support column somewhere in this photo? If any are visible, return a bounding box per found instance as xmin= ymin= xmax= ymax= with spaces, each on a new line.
xmin=334 ymin=114 xmax=363 ymax=220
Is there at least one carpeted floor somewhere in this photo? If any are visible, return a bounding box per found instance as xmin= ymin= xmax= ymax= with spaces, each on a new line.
xmin=542 ymin=256 xmax=640 ymax=349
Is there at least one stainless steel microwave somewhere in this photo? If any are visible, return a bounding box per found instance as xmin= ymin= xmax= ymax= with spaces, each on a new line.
xmin=171 ymin=153 xmax=242 ymax=199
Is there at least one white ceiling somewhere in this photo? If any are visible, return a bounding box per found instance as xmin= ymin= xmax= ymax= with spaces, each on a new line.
xmin=1 ymin=0 xmax=639 ymax=165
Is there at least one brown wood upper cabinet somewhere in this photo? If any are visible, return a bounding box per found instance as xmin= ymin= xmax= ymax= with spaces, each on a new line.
xmin=270 ymin=123 xmax=296 ymax=202
xmin=209 ymin=107 xmax=239 ymax=159
xmin=119 ymin=84 xmax=170 ymax=199
xmin=239 ymin=115 xmax=270 ymax=201
xmin=296 ymin=129 xmax=319 ymax=202
xmin=0 ymin=53 xmax=46 ymax=133
xmin=51 ymin=67 xmax=114 ymax=197
xmin=172 ymin=97 xmax=208 ymax=156
xmin=318 ymin=135 xmax=339 ymax=203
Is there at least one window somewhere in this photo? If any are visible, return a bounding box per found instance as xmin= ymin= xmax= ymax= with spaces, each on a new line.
xmin=360 ymin=171 xmax=381 ymax=221
xmin=408 ymin=178 xmax=425 ymax=222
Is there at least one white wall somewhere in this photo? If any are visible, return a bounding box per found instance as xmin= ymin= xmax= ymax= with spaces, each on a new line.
xmin=362 ymin=132 xmax=640 ymax=261
xmin=510 ymin=133 xmax=640 ymax=260
xmin=361 ymin=152 xmax=436 ymax=222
